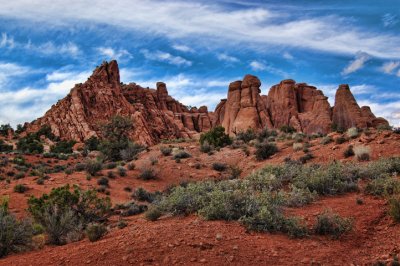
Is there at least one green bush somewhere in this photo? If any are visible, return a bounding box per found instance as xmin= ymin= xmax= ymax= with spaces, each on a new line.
xmin=132 ymin=188 xmax=159 ymax=202
xmin=85 ymin=160 xmax=102 ymax=176
xmin=364 ymin=177 xmax=400 ymax=196
xmin=28 ymin=185 xmax=111 ymax=245
xmin=354 ymin=146 xmax=371 ymax=161
xmin=50 ymin=140 xmax=76 ymax=154
xmin=0 ymin=140 xmax=13 ymax=153
xmin=389 ymin=195 xmax=400 ymax=223
xmin=0 ymin=124 xmax=12 ymax=136
xmin=236 ymin=128 xmax=256 ymax=143
xmin=138 ymin=167 xmax=157 ymax=180
xmin=200 ymin=141 xmax=213 ymax=153
xmin=85 ymin=223 xmax=107 ymax=242
xmin=335 ymin=136 xmax=347 ymax=144
xmin=119 ymin=142 xmax=145 ymax=161
xmin=346 ymin=127 xmax=359 ymax=139
xmin=172 ymin=150 xmax=191 ymax=160
xmin=84 ymin=136 xmax=100 ymax=151
xmin=97 ymin=177 xmax=109 ymax=187
xmin=0 ymin=207 xmax=33 ymax=258
xmin=160 ymin=146 xmax=172 ymax=156
xmin=117 ymin=167 xmax=126 ymax=177
xmin=145 ymin=207 xmax=162 ymax=221
xmin=320 ymin=136 xmax=333 ymax=145
xmin=120 ymin=203 xmax=147 ymax=217
xmin=255 ymin=142 xmax=278 ymax=160
xmin=279 ymin=125 xmax=296 ymax=134
xmin=16 ymin=134 xmax=44 ymax=154
xmin=200 ymin=126 xmax=232 ymax=148
xmin=212 ymin=162 xmax=227 ymax=172
xmin=14 ymin=184 xmax=28 ymax=193
xmin=343 ymin=145 xmax=355 ymax=158
xmin=313 ymin=209 xmax=353 ymax=239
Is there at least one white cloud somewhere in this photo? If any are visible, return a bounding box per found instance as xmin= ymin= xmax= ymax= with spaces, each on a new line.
xmin=96 ymin=47 xmax=132 ymax=61
xmin=0 ymin=62 xmax=30 ymax=87
xmin=141 ymin=49 xmax=192 ymax=66
xmin=342 ymin=52 xmax=370 ymax=75
xmin=216 ymin=53 xmax=239 ymax=63
xmin=26 ymin=41 xmax=80 ymax=57
xmin=0 ymin=1 xmax=399 ymax=58
xmin=0 ymin=70 xmax=90 ymax=126
xmin=382 ymin=13 xmax=399 ymax=28
xmin=0 ymin=33 xmax=14 ymax=48
xmin=172 ymin=44 xmax=194 ymax=53
xmin=358 ymin=100 xmax=400 ymax=127
xmin=398 ymin=69 xmax=400 ymax=78
xmin=250 ymin=60 xmax=266 ymax=71
xmin=380 ymin=61 xmax=400 ymax=74
xmin=283 ymin=52 xmax=294 ymax=60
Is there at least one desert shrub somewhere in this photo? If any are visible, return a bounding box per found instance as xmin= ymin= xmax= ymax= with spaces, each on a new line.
xmin=293 ymin=143 xmax=303 ymax=152
xmin=0 ymin=124 xmax=12 ymax=136
xmin=119 ymin=142 xmax=145 ymax=161
xmin=16 ymin=134 xmax=44 ymax=154
xmin=138 ymin=167 xmax=157 ymax=180
xmin=145 ymin=207 xmax=162 ymax=221
xmin=74 ymin=163 xmax=86 ymax=172
xmin=255 ymin=142 xmax=278 ymax=161
xmin=14 ymin=172 xmax=25 ymax=180
xmin=331 ymin=123 xmax=344 ymax=133
xmin=120 ymin=203 xmax=147 ymax=217
xmin=200 ymin=126 xmax=232 ymax=148
xmin=97 ymin=177 xmax=109 ymax=187
xmin=84 ymin=136 xmax=100 ymax=151
xmin=85 ymin=223 xmax=107 ymax=242
xmin=28 ymin=185 xmax=111 ymax=245
xmin=36 ymin=178 xmax=44 ymax=185
xmin=228 ymin=166 xmax=242 ymax=179
xmin=280 ymin=125 xmax=296 ymax=134
xmin=50 ymin=140 xmax=76 ymax=154
xmin=389 ymin=195 xmax=400 ymax=223
xmin=200 ymin=141 xmax=213 ymax=153
xmin=117 ymin=167 xmax=126 ymax=177
xmin=117 ymin=220 xmax=128 ymax=229
xmin=132 ymin=188 xmax=160 ymax=202
xmin=354 ymin=145 xmax=371 ymax=161
xmin=236 ymin=128 xmax=256 ymax=143
xmin=160 ymin=146 xmax=172 ymax=156
xmin=14 ymin=184 xmax=28 ymax=193
xmin=335 ymin=136 xmax=347 ymax=144
xmin=320 ymin=136 xmax=333 ymax=145
xmin=0 ymin=207 xmax=33 ymax=258
xmin=343 ymin=145 xmax=355 ymax=158
xmin=313 ymin=209 xmax=353 ymax=238
xmin=105 ymin=162 xmax=117 ymax=169
xmin=172 ymin=150 xmax=191 ymax=160
xmin=377 ymin=124 xmax=392 ymax=131
xmin=212 ymin=162 xmax=227 ymax=172
xmin=285 ymin=185 xmax=317 ymax=207
xmin=346 ymin=127 xmax=359 ymax=139
xmin=85 ymin=160 xmax=102 ymax=176
xmin=0 ymin=140 xmax=13 ymax=153
xmin=127 ymin=163 xmax=135 ymax=170
xmin=299 ymin=153 xmax=314 ymax=164
xmin=394 ymin=127 xmax=400 ymax=134
xmin=364 ymin=177 xmax=400 ymax=196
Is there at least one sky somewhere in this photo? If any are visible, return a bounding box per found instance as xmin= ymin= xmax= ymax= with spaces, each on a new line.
xmin=0 ymin=0 xmax=399 ymax=127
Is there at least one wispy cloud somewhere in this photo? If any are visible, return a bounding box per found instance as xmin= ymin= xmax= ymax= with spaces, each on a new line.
xmin=382 ymin=13 xmax=399 ymax=27
xmin=380 ymin=61 xmax=400 ymax=75
xmin=96 ymin=47 xmax=132 ymax=61
xmin=217 ymin=53 xmax=239 ymax=63
xmin=342 ymin=51 xmax=370 ymax=75
xmin=0 ymin=33 xmax=14 ymax=48
xmin=283 ymin=52 xmax=294 ymax=60
xmin=172 ymin=44 xmax=194 ymax=53
xmin=0 ymin=62 xmax=30 ymax=87
xmin=250 ymin=60 xmax=289 ymax=77
xmin=25 ymin=41 xmax=80 ymax=57
xmin=250 ymin=60 xmax=266 ymax=71
xmin=0 ymin=1 xmax=399 ymax=58
xmin=141 ymin=49 xmax=192 ymax=66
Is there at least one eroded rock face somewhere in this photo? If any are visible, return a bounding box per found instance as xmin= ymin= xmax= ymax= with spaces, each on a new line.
xmin=26 ymin=61 xmax=212 ymax=145
xmin=214 ymin=78 xmax=385 ymax=135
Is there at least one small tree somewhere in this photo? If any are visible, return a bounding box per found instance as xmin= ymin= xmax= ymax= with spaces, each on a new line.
xmin=200 ymin=126 xmax=231 ymax=148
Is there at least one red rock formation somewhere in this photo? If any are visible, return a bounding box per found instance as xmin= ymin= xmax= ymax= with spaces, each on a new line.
xmin=26 ymin=61 xmax=212 ymax=145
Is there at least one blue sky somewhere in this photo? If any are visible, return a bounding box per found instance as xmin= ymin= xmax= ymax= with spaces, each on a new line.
xmin=0 ymin=0 xmax=399 ymax=126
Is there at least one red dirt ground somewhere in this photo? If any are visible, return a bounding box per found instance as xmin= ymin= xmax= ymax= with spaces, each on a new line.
xmin=0 ymin=130 xmax=400 ymax=265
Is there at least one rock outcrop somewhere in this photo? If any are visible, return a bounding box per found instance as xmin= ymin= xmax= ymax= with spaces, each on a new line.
xmin=26 ymin=60 xmax=388 ymax=145
xmin=26 ymin=61 xmax=212 ymax=145
xmin=214 ymin=77 xmax=387 ymax=135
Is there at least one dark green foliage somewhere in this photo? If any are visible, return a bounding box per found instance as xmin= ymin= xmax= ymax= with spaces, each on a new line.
xmin=138 ymin=168 xmax=157 ymax=180
xmin=0 ymin=124 xmax=12 ymax=137
xmin=299 ymin=153 xmax=314 ymax=164
xmin=145 ymin=207 xmax=162 ymax=221
xmin=365 ymin=177 xmax=400 ymax=196
xmin=16 ymin=134 xmax=44 ymax=154
xmin=255 ymin=142 xmax=278 ymax=161
xmin=212 ymin=162 xmax=227 ymax=172
xmin=120 ymin=203 xmax=147 ymax=217
xmin=0 ymin=206 xmax=33 ymax=258
xmin=85 ymin=160 xmax=102 ymax=176
xmin=15 ymin=124 xmax=25 ymax=134
xmin=320 ymin=136 xmax=333 ymax=145
xmin=200 ymin=126 xmax=232 ymax=148
xmin=14 ymin=184 xmax=28 ymax=193
xmin=117 ymin=167 xmax=127 ymax=177
xmin=389 ymin=195 xmax=400 ymax=223
xmin=132 ymin=188 xmax=160 ymax=203
xmin=75 ymin=163 xmax=86 ymax=172
xmin=173 ymin=150 xmax=191 ymax=159
xmin=236 ymin=128 xmax=256 ymax=143
xmin=0 ymin=140 xmax=13 ymax=153
xmin=97 ymin=177 xmax=109 ymax=187
xmin=313 ymin=209 xmax=353 ymax=238
xmin=279 ymin=125 xmax=296 ymax=134
xmin=331 ymin=123 xmax=344 ymax=134
xmin=105 ymin=162 xmax=117 ymax=169
xmin=228 ymin=166 xmax=242 ymax=179
xmin=160 ymin=146 xmax=172 ymax=156
xmin=84 ymin=136 xmax=100 ymax=151
xmin=27 ymin=185 xmax=111 ymax=245
xmin=335 ymin=136 xmax=347 ymax=144
xmin=344 ymin=145 xmax=355 ymax=158
xmin=85 ymin=223 xmax=107 ymax=242
xmin=50 ymin=140 xmax=76 ymax=154
xmin=119 ymin=142 xmax=145 ymax=161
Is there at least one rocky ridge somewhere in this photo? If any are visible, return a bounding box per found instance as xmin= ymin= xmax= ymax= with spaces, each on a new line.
xmin=26 ymin=60 xmax=388 ymax=144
